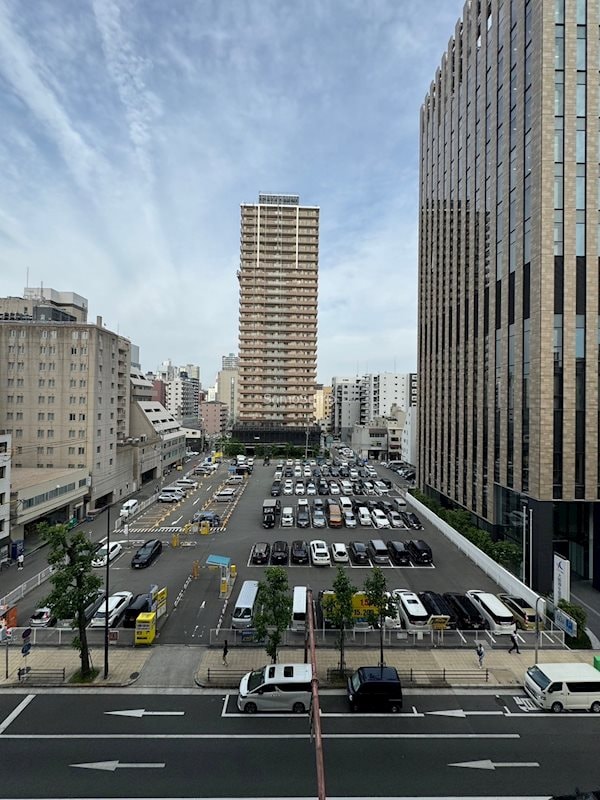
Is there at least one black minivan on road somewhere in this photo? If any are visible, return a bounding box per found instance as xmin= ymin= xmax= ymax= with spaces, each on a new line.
xmin=347 ymin=666 xmax=403 ymax=713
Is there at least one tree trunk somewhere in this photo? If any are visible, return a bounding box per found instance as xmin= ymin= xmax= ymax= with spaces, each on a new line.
xmin=78 ymin=612 xmax=91 ymax=677
xmin=379 ymin=618 xmax=384 ymax=668
xmin=339 ymin=626 xmax=346 ymax=675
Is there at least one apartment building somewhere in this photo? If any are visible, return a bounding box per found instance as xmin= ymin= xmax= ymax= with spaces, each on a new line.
xmin=236 ymin=193 xmax=319 ymax=437
xmin=200 ymin=400 xmax=228 ymax=437
xmin=165 ymin=373 xmax=200 ymax=425
xmin=418 ymin=0 xmax=600 ymax=592
xmin=0 ymin=434 xmax=10 ymax=554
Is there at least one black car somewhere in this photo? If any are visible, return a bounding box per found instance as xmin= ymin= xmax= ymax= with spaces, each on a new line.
xmin=367 ymin=539 xmax=390 ymax=565
xmin=377 ymin=500 xmax=395 ymax=515
xmin=406 ymin=512 xmax=423 ymax=529
xmin=312 ymin=498 xmax=324 ymax=511
xmin=418 ymin=591 xmax=458 ymax=629
xmin=380 ymin=478 xmax=393 ymax=489
xmin=271 ymin=481 xmax=282 ymax=497
xmin=251 ymin=542 xmax=270 ymax=565
xmin=131 ymin=539 xmax=162 ymax=569
xmin=406 ymin=538 xmax=433 ymax=564
xmin=291 ymin=539 xmax=309 ymax=565
xmin=318 ymin=481 xmax=329 ymax=495
xmin=399 ymin=511 xmax=415 ymax=529
xmin=271 ymin=540 xmax=289 ymax=565
xmin=352 ymin=482 xmax=363 ymax=495
xmin=386 ymin=540 xmax=411 ymax=566
xmin=193 ymin=510 xmax=221 ymax=526
xmin=443 ymin=592 xmax=487 ymax=630
xmin=297 ymin=505 xmax=310 ymax=528
xmin=349 ymin=541 xmax=369 ymax=565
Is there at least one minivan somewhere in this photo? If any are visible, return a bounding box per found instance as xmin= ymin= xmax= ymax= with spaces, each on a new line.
xmin=122 ymin=593 xmax=152 ymax=628
xmin=232 ymin=580 xmax=260 ymax=629
xmin=291 ymin=586 xmax=308 ymax=632
xmin=120 ymin=499 xmax=139 ymax=518
xmin=443 ymin=592 xmax=487 ymax=630
xmin=418 ymin=591 xmax=457 ymax=629
xmin=347 ymin=666 xmax=403 ymax=713
xmin=367 ymin=539 xmax=390 ymax=565
xmin=406 ymin=539 xmax=433 ymax=564
xmin=238 ymin=663 xmax=313 ymax=714
xmin=357 ymin=507 xmax=372 ymax=526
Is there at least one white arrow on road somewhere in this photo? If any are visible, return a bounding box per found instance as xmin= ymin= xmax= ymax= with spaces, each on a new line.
xmin=71 ymin=760 xmax=165 ymax=772
xmin=105 ymin=709 xmax=185 ymax=718
xmin=450 ymin=760 xmax=540 ymax=770
xmin=428 ymin=709 xmax=505 ymax=718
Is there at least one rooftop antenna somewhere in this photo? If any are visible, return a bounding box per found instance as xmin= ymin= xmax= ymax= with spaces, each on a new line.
xmin=25 ymin=266 xmax=29 ymax=290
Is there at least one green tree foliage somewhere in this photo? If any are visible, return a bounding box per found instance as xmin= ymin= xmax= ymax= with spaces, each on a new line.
xmin=254 ymin=567 xmax=293 ymax=663
xmin=38 ymin=522 xmax=102 ymax=678
xmin=322 ymin=568 xmax=356 ymax=675
xmin=363 ymin=567 xmax=397 ymax=668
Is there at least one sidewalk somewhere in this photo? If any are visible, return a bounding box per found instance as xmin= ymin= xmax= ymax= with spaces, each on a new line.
xmin=2 ymin=642 xmax=599 ymax=690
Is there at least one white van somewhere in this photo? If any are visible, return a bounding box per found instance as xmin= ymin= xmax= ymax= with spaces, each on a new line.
xmin=466 ymin=590 xmax=516 ymax=634
xmin=215 ymin=488 xmax=237 ymax=502
xmin=393 ymin=589 xmax=431 ymax=631
xmin=120 ymin=499 xmax=139 ymax=518
xmin=524 ymin=662 xmax=600 ymax=713
xmin=340 ymin=480 xmax=353 ymax=495
xmin=338 ymin=497 xmax=353 ymax=513
xmin=231 ymin=580 xmax=260 ymax=629
xmin=357 ymin=507 xmax=372 ymax=526
xmin=237 ymin=663 xmax=313 ymax=714
xmin=281 ymin=507 xmax=294 ymax=527
xmin=291 ymin=586 xmax=308 ymax=632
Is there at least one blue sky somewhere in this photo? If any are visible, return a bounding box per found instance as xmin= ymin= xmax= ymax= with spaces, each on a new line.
xmin=0 ymin=0 xmax=464 ymax=385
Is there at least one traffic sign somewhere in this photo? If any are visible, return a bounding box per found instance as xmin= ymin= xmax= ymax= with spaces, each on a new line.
xmin=554 ymin=608 xmax=578 ymax=637
xmin=22 ymin=628 xmax=32 ymax=640
xmin=21 ymin=642 xmax=31 ymax=656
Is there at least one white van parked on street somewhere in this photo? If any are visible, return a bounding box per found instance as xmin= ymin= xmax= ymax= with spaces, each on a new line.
xmin=237 ymin=663 xmax=313 ymax=714
xmin=524 ymin=662 xmax=600 ymax=713
xmin=120 ymin=499 xmax=139 ymax=518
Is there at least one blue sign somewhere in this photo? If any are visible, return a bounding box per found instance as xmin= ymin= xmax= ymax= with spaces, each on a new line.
xmin=22 ymin=628 xmax=32 ymax=640
xmin=554 ymin=608 xmax=578 ymax=638
xmin=21 ymin=642 xmax=31 ymax=657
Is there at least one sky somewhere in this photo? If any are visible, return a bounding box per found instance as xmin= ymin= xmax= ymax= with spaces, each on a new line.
xmin=0 ymin=0 xmax=465 ymax=386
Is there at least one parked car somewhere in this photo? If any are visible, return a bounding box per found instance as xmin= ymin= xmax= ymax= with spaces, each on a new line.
xmin=418 ymin=591 xmax=458 ymax=629
xmin=443 ymin=592 xmax=487 ymax=631
xmin=388 ymin=511 xmax=406 ymax=529
xmin=157 ymin=490 xmax=184 ymax=503
xmin=406 ymin=512 xmax=423 ymax=529
xmin=498 ymin=593 xmax=544 ymax=630
xmin=367 ymin=539 xmax=390 ymax=565
xmin=331 ymin=542 xmax=349 ymax=563
xmin=251 ymin=542 xmax=271 ymax=565
xmin=92 ymin=541 xmax=123 ymax=568
xmin=297 ymin=500 xmax=310 ymax=529
xmin=271 ymin=540 xmax=289 ymax=565
xmin=343 ymin=510 xmax=357 ymax=529
xmin=310 ymin=540 xmax=331 ymax=566
xmin=349 ymin=541 xmax=369 ymax=565
xmin=271 ymin=481 xmax=282 ymax=497
xmin=283 ymin=481 xmax=294 ymax=496
xmin=192 ymin=510 xmax=221 ymax=527
xmin=122 ymin=594 xmax=152 ymax=628
xmin=318 ymin=480 xmax=329 ymax=495
xmin=176 ymin=478 xmax=198 ymax=491
xmin=295 ymin=481 xmax=305 ymax=496
xmin=290 ymin=540 xmax=310 ymax=565
xmin=330 ymin=482 xmax=340 ymax=495
xmin=371 ymin=509 xmax=391 ymax=529
xmin=30 ymin=606 xmax=57 ymax=627
xmin=131 ymin=539 xmax=162 ymax=569
xmin=406 ymin=539 xmax=433 ymax=565
xmin=357 ymin=507 xmax=373 ymax=526
xmin=90 ymin=591 xmax=133 ymax=628
xmin=312 ymin=508 xmax=327 ymax=528
xmin=386 ymin=540 xmax=411 ymax=566
xmin=306 ymin=482 xmax=317 ymax=496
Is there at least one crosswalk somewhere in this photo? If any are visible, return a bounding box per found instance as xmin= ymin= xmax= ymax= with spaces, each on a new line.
xmin=128 ymin=525 xmax=228 ymax=534
xmin=513 ymin=696 xmax=537 ymax=712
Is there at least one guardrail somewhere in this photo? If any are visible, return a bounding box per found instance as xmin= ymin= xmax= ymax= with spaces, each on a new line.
xmin=326 ymin=667 xmax=489 ymax=685
xmin=205 ymin=668 xmax=247 ymax=687
xmin=18 ymin=666 xmax=66 ymax=685
xmin=0 ymin=565 xmax=55 ymax=608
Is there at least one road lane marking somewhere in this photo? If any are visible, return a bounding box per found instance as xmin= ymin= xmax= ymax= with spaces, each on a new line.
xmin=426 ymin=710 xmax=505 ymax=718
xmin=450 ymin=759 xmax=540 ymax=770
xmin=0 ymin=695 xmax=35 ymax=734
xmin=105 ymin=709 xmax=185 ymax=718
xmin=71 ymin=760 xmax=165 ymax=771
xmin=172 ymin=516 xmax=182 ymax=524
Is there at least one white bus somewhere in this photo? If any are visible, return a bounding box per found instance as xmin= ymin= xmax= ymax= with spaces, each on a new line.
xmin=524 ymin=662 xmax=600 ymax=713
xmin=237 ymin=663 xmax=313 ymax=714
xmin=466 ymin=590 xmax=516 ymax=634
xmin=291 ymin=586 xmax=308 ymax=632
xmin=393 ymin=589 xmax=431 ymax=631
xmin=231 ymin=580 xmax=260 ymax=629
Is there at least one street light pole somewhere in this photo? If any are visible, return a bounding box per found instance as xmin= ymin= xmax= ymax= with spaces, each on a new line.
xmin=521 ymin=504 xmax=527 ymax=584
xmin=103 ymin=505 xmax=111 ymax=680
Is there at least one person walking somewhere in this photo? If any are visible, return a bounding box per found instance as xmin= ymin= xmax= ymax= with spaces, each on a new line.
xmin=222 ymin=639 xmax=229 ymax=666
xmin=509 ymin=632 xmax=520 ymax=654
xmin=476 ymin=642 xmax=485 ymax=669
xmin=17 ymin=552 xmax=24 ymax=570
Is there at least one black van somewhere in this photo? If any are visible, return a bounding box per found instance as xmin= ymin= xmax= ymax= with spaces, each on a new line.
xmin=347 ymin=666 xmax=403 ymax=713
xmin=122 ymin=594 xmax=151 ymax=629
xmin=406 ymin=538 xmax=433 ymax=564
xmin=443 ymin=592 xmax=487 ymax=630
xmin=418 ymin=591 xmax=458 ymax=629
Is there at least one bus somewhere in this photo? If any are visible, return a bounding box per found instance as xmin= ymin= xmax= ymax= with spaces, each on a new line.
xmin=524 ymin=662 xmax=600 ymax=713
xmin=237 ymin=663 xmax=313 ymax=714
xmin=466 ymin=590 xmax=516 ymax=635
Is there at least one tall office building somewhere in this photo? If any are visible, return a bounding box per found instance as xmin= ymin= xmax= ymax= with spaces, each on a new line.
xmin=236 ymin=193 xmax=319 ymax=434
xmin=418 ymin=0 xmax=600 ymax=592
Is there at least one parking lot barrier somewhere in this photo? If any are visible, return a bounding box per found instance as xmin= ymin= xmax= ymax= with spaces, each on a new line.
xmin=171 ymin=532 xmax=180 ymax=548
xmin=192 ymin=560 xmax=200 ymax=578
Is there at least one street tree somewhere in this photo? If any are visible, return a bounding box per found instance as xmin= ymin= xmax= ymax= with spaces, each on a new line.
xmin=363 ymin=567 xmax=397 ymax=668
xmin=321 ymin=567 xmax=356 ymax=675
xmin=254 ymin=566 xmax=292 ymax=663
xmin=38 ymin=522 xmax=102 ymax=678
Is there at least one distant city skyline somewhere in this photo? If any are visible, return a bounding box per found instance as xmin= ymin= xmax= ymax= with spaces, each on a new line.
xmin=0 ymin=0 xmax=464 ymax=382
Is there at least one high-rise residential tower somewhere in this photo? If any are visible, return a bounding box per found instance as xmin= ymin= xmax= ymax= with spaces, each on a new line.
xmin=418 ymin=0 xmax=600 ymax=593
xmin=236 ymin=193 xmax=319 ymax=434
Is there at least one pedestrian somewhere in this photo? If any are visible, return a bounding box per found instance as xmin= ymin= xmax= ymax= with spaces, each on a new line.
xmin=222 ymin=639 xmax=229 ymax=666
xmin=476 ymin=642 xmax=485 ymax=669
xmin=509 ymin=632 xmax=520 ymax=654
xmin=17 ymin=553 xmax=24 ymax=570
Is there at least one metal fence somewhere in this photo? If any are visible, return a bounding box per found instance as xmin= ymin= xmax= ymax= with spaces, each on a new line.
xmin=2 ymin=625 xmax=135 ymax=647
xmin=0 ymin=565 xmax=55 ymax=609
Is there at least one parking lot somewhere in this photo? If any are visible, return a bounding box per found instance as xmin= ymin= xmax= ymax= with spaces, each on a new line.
xmin=16 ymin=455 xmax=519 ymax=644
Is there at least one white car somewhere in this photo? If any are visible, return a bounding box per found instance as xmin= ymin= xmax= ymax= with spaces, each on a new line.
xmin=306 ymin=482 xmax=317 ymax=495
xmin=303 ymin=467 xmax=312 ymax=478
xmin=373 ymin=481 xmax=389 ymax=495
xmin=371 ymin=509 xmax=391 ymax=529
xmin=330 ymin=482 xmax=340 ymax=495
xmin=283 ymin=481 xmax=294 ymax=496
xmin=90 ymin=591 xmax=133 ymax=628
xmin=357 ymin=507 xmax=373 ymax=526
xmin=310 ymin=540 xmax=331 ymax=566
xmin=92 ymin=541 xmax=123 ymax=567
xmin=331 ymin=542 xmax=349 ymax=563
xmin=176 ymin=478 xmax=198 ymax=490
xmin=295 ymin=482 xmax=305 ymax=496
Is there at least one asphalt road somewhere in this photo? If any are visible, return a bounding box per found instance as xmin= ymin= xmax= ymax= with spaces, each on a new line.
xmin=0 ymin=690 xmax=599 ymax=798
xmin=13 ymin=458 xmax=524 ymax=644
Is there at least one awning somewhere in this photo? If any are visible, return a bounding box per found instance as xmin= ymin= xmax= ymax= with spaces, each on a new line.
xmin=205 ymin=555 xmax=231 ymax=568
